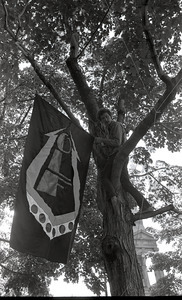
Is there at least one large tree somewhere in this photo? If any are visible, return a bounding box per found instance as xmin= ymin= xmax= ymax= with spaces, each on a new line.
xmin=0 ymin=0 xmax=182 ymax=296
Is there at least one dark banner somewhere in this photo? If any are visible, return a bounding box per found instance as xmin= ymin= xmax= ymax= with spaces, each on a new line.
xmin=10 ymin=95 xmax=93 ymax=263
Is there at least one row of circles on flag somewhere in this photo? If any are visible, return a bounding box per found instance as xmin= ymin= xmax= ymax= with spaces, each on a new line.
xmin=31 ymin=203 xmax=74 ymax=237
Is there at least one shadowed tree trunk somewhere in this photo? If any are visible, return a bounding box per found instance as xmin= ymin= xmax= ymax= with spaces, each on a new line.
xmin=101 ymin=181 xmax=144 ymax=295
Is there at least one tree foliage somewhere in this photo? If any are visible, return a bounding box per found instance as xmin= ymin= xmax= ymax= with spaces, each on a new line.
xmin=0 ymin=0 xmax=182 ymax=296
xmin=146 ymin=192 xmax=182 ymax=296
xmin=150 ymin=274 xmax=182 ymax=296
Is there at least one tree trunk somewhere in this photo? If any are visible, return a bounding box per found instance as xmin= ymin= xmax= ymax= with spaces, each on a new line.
xmin=97 ymin=169 xmax=145 ymax=296
xmin=66 ymin=56 xmax=145 ymax=296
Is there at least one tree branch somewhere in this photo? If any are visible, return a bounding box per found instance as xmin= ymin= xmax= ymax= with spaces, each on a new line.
xmin=0 ymin=237 xmax=10 ymax=244
xmin=1 ymin=253 xmax=15 ymax=264
xmin=155 ymin=121 xmax=182 ymax=137
xmin=19 ymin=104 xmax=32 ymax=126
xmin=141 ymin=0 xmax=170 ymax=84
xmin=111 ymin=1 xmax=182 ymax=189
xmin=66 ymin=57 xmax=99 ymax=123
xmin=1 ymin=0 xmax=80 ymax=128
xmin=121 ymin=164 xmax=152 ymax=211
xmin=130 ymin=167 xmax=167 ymax=178
xmin=111 ymin=83 xmax=177 ymax=189
xmin=149 ymin=173 xmax=174 ymax=196
xmin=175 ymin=68 xmax=182 ymax=86
xmin=77 ymin=0 xmax=115 ymax=59
xmin=16 ymin=0 xmax=32 ymax=38
xmin=133 ymin=204 xmax=182 ymax=222
xmin=98 ymin=67 xmax=107 ymax=107
xmin=0 ymin=263 xmax=26 ymax=275
xmin=131 ymin=167 xmax=177 ymax=196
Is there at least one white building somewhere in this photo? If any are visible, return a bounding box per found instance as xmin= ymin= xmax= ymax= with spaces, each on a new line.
xmin=133 ymin=220 xmax=164 ymax=296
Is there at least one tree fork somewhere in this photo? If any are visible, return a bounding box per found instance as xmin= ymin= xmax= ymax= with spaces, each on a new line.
xmin=66 ymin=37 xmax=145 ymax=297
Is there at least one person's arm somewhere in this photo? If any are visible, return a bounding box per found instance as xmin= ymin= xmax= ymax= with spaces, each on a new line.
xmin=95 ymin=123 xmax=122 ymax=146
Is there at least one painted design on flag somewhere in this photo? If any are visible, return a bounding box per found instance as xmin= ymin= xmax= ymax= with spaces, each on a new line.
xmin=10 ymin=95 xmax=93 ymax=263
xmin=26 ymin=128 xmax=80 ymax=240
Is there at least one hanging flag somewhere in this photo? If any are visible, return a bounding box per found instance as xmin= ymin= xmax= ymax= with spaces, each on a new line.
xmin=10 ymin=95 xmax=93 ymax=263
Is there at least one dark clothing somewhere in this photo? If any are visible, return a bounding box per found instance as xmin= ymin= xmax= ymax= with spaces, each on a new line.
xmin=100 ymin=153 xmax=116 ymax=199
xmin=95 ymin=119 xmax=152 ymax=211
xmin=99 ymin=121 xmax=123 ymax=159
xmin=98 ymin=121 xmax=123 ymax=199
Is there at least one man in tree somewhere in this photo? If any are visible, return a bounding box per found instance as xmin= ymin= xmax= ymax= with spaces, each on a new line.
xmin=94 ymin=108 xmax=123 ymax=214
xmin=94 ymin=107 xmax=153 ymax=215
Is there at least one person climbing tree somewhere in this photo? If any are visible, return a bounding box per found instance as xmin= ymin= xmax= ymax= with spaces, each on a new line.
xmin=94 ymin=108 xmax=123 ymax=214
xmin=94 ymin=107 xmax=153 ymax=215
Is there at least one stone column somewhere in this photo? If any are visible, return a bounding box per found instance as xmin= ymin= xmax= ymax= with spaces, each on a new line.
xmin=155 ymin=269 xmax=164 ymax=282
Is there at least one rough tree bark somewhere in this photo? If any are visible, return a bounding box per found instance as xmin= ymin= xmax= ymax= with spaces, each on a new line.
xmin=67 ymin=56 xmax=145 ymax=296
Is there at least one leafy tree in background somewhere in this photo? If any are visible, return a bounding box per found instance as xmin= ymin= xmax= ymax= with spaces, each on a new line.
xmin=146 ymin=194 xmax=182 ymax=296
xmin=150 ymin=274 xmax=182 ymax=296
xmin=0 ymin=0 xmax=182 ymax=296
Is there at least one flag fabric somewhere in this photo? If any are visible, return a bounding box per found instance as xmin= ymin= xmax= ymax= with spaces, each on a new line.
xmin=10 ymin=95 xmax=93 ymax=263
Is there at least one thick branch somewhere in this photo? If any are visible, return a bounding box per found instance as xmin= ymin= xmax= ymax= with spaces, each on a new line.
xmin=111 ymin=83 xmax=177 ymax=189
xmin=133 ymin=204 xmax=182 ymax=222
xmin=141 ymin=0 xmax=170 ymax=84
xmin=66 ymin=57 xmax=99 ymax=122
xmin=121 ymin=164 xmax=152 ymax=211
xmin=112 ymin=1 xmax=182 ymax=185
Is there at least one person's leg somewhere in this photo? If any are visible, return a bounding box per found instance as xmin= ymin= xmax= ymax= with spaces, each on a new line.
xmin=102 ymin=158 xmax=116 ymax=199
xmin=101 ymin=157 xmax=120 ymax=215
